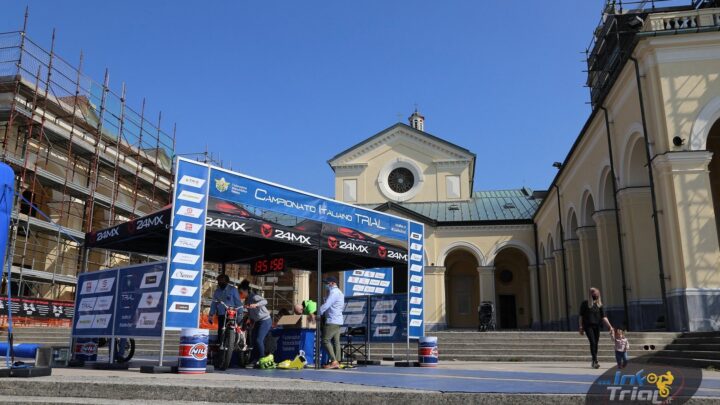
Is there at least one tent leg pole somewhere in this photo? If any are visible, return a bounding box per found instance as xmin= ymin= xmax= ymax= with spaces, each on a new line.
xmin=315 ymin=249 xmax=322 ymax=370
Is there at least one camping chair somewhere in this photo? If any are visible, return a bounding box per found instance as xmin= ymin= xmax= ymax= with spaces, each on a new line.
xmin=340 ymin=326 xmax=367 ymax=367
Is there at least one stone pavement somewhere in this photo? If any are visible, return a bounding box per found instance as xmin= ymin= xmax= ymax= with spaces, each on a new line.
xmin=0 ymin=361 xmax=718 ymax=404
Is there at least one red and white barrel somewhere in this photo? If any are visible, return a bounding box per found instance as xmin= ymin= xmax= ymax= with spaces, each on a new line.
xmin=178 ymin=328 xmax=209 ymax=374
xmin=418 ymin=336 xmax=438 ymax=367
xmin=74 ymin=338 xmax=98 ymax=362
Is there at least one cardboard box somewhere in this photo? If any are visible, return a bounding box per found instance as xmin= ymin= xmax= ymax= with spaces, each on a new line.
xmin=277 ymin=315 xmax=316 ymax=329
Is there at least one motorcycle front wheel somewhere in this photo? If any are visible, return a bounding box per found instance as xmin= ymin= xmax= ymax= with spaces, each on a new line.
xmin=114 ymin=338 xmax=135 ymax=363
xmin=220 ymin=329 xmax=236 ymax=370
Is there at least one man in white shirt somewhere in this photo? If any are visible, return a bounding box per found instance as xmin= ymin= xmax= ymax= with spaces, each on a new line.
xmin=318 ymin=276 xmax=344 ymax=369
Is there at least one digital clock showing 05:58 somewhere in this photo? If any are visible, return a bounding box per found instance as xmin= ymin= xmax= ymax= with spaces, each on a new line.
xmin=251 ymin=257 xmax=287 ymax=275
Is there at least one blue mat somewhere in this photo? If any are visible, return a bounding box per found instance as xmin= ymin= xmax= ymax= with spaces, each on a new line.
xmin=225 ymin=366 xmax=720 ymax=396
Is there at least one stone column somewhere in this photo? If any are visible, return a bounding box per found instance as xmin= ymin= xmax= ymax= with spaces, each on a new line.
xmin=537 ymin=263 xmax=548 ymax=328
xmin=424 ymin=266 xmax=447 ymax=331
xmin=292 ymin=269 xmax=311 ymax=305
xmin=654 ymin=151 xmax=720 ymax=331
xmin=593 ymin=210 xmax=623 ymax=310
xmin=577 ymin=227 xmax=600 ymax=292
xmin=564 ymin=239 xmax=582 ymax=315
xmin=477 ymin=266 xmax=496 ymax=307
xmin=616 ymin=188 xmax=659 ymax=303
xmin=528 ymin=265 xmax=541 ymax=329
xmin=553 ymin=249 xmax=567 ymax=329
xmin=543 ymin=257 xmax=556 ymax=328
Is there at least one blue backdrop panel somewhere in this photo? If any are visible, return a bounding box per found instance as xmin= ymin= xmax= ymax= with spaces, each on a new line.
xmin=165 ymin=158 xmax=211 ymax=329
xmin=72 ymin=268 xmax=119 ymax=337
xmin=369 ymin=294 xmax=407 ymax=343
xmin=208 ymin=168 xmax=409 ymax=240
xmin=407 ymin=222 xmax=424 ymax=339
xmin=0 ymin=163 xmax=12 ymax=270
xmin=115 ymin=262 xmax=167 ymax=338
xmin=344 ymin=268 xmax=392 ymax=297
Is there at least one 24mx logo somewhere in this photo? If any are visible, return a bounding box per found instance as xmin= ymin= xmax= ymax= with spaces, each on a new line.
xmin=338 ymin=241 xmax=369 ymax=253
xmin=137 ymin=214 xmax=164 ymax=230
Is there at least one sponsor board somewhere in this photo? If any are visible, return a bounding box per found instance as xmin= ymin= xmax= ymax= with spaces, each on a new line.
xmin=171 ymin=269 xmax=199 ymax=281
xmin=170 ymin=285 xmax=198 ymax=297
xmin=140 ymin=272 xmax=163 ymax=289
xmin=135 ymin=312 xmax=161 ymax=329
xmin=169 ymin=302 xmax=197 ymax=313
xmin=344 ymin=267 xmax=392 ymax=297
xmin=177 ymin=190 xmax=205 ymax=204
xmin=172 ymin=252 xmax=200 ymax=265
xmin=179 ymin=175 xmax=206 ymax=189
xmin=176 ymin=205 xmax=203 ymax=219
xmin=175 ymin=221 xmax=202 ymax=234
xmin=93 ymin=295 xmax=114 ymax=311
xmin=138 ymin=292 xmax=162 ymax=309
xmin=96 ymin=277 xmax=115 ymax=293
xmin=72 ymin=268 xmax=118 ymax=337
xmin=174 ymin=237 xmax=202 ymax=249
xmin=115 ymin=262 xmax=166 ymax=338
xmin=78 ymin=297 xmax=97 ymax=312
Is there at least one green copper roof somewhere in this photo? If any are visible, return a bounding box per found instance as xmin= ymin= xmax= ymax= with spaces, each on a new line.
xmin=376 ymin=188 xmax=540 ymax=223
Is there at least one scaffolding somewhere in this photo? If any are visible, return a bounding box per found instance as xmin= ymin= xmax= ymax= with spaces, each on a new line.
xmin=0 ymin=13 xmax=175 ymax=302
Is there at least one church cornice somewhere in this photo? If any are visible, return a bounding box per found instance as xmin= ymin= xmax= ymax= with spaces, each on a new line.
xmin=328 ymin=123 xmax=475 ymax=169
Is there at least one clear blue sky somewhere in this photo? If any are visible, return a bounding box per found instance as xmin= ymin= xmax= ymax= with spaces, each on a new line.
xmin=6 ymin=1 xmax=618 ymax=197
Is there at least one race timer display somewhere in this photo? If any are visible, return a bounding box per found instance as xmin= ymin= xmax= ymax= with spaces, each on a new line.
xmin=251 ymin=257 xmax=287 ymax=275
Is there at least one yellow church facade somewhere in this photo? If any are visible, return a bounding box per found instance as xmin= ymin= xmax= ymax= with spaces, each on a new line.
xmin=329 ymin=5 xmax=720 ymax=332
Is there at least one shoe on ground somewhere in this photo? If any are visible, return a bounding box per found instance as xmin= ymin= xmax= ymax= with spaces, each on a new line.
xmin=593 ymin=361 xmax=600 ymax=369
xmin=323 ymin=361 xmax=340 ymax=369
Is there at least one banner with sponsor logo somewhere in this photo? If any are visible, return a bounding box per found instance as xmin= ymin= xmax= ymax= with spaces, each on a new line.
xmin=407 ymin=222 xmax=424 ymax=339
xmin=72 ymin=268 xmax=118 ymax=337
xmin=0 ymin=297 xmax=74 ymax=320
xmin=370 ymin=294 xmax=407 ymax=343
xmin=208 ymin=168 xmax=409 ymax=240
xmin=341 ymin=293 xmax=407 ymax=343
xmin=164 ymin=158 xmax=211 ymax=330
xmin=344 ymin=268 xmax=393 ymax=297
xmin=115 ymin=262 xmax=166 ymax=338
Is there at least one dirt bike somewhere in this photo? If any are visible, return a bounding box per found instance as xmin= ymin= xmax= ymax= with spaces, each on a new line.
xmin=213 ymin=300 xmax=252 ymax=370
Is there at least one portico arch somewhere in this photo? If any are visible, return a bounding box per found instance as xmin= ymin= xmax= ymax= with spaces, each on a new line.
xmin=438 ymin=241 xmax=485 ymax=268
xmin=492 ymin=247 xmax=532 ymax=329
xmin=705 ymin=118 xmax=720 ymax=243
xmin=444 ymin=247 xmax=480 ymax=329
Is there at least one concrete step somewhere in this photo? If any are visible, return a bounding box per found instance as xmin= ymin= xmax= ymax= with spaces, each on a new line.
xmin=370 ymin=354 xmax=621 ymax=362
xmin=672 ymin=337 xmax=720 ymax=344
xmin=666 ymin=343 xmax=720 ymax=351
xmin=648 ymin=355 xmax=720 ymax=369
xmin=654 ymin=350 xmax=720 ymax=360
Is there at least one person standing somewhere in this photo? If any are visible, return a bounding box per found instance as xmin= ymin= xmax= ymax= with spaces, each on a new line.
xmin=579 ymin=287 xmax=614 ymax=369
xmin=208 ymin=274 xmax=242 ymax=341
xmin=238 ymin=280 xmax=272 ymax=368
xmin=611 ymin=328 xmax=630 ymax=369
xmin=318 ymin=276 xmax=344 ymax=369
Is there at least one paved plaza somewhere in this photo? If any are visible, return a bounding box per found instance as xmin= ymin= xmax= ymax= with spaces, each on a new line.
xmin=0 ymin=361 xmax=719 ymax=404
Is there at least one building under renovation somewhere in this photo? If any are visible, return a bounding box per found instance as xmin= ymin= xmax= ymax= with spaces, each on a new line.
xmin=0 ymin=20 xmax=175 ymax=302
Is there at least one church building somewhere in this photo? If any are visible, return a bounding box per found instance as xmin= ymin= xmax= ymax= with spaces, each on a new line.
xmin=328 ymin=2 xmax=720 ymax=333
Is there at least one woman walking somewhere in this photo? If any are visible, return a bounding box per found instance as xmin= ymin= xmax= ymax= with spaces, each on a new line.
xmin=238 ymin=280 xmax=272 ymax=368
xmin=579 ymin=287 xmax=614 ymax=369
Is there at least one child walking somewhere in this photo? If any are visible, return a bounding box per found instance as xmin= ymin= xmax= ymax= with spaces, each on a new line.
xmin=612 ymin=328 xmax=630 ymax=369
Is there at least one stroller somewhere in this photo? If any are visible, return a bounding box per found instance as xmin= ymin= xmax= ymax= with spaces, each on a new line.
xmin=478 ymin=301 xmax=496 ymax=332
